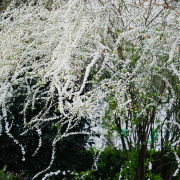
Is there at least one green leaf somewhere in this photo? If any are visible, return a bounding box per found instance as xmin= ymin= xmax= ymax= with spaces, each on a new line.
xmin=2 ymin=165 xmax=7 ymax=172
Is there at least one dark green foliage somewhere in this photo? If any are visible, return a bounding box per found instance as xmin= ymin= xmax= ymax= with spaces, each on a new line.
xmin=93 ymin=147 xmax=125 ymax=179
xmin=0 ymin=165 xmax=27 ymax=180
xmin=74 ymin=147 xmax=180 ymax=180
xmin=151 ymin=149 xmax=180 ymax=180
xmin=0 ymin=78 xmax=93 ymax=179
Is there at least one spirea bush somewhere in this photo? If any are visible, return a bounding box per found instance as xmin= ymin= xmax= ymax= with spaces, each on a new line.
xmin=0 ymin=0 xmax=180 ymax=179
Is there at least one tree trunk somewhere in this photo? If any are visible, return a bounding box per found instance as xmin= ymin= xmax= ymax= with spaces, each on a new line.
xmin=136 ymin=124 xmax=147 ymax=180
xmin=137 ymin=145 xmax=146 ymax=180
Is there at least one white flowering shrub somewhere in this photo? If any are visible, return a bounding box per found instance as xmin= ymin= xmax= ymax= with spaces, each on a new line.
xmin=0 ymin=0 xmax=180 ymax=179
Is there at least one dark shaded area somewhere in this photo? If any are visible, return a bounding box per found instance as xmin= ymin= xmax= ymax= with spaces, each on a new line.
xmin=0 ymin=77 xmax=93 ymax=179
xmin=80 ymin=147 xmax=180 ymax=180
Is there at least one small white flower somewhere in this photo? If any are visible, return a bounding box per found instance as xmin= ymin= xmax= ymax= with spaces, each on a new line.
xmin=54 ymin=171 xmax=59 ymax=175
xmin=148 ymin=162 xmax=152 ymax=170
xmin=173 ymin=169 xmax=179 ymax=176
xmin=50 ymin=172 xmax=54 ymax=176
